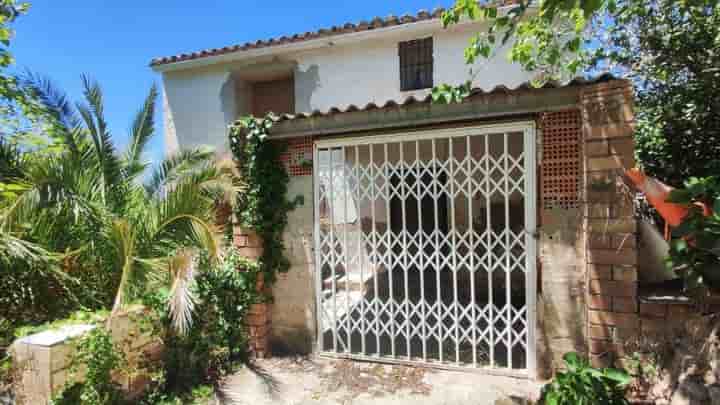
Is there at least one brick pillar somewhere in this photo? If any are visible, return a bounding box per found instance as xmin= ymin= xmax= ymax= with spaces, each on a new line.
xmin=580 ymin=80 xmax=639 ymax=368
xmin=233 ymin=226 xmax=271 ymax=358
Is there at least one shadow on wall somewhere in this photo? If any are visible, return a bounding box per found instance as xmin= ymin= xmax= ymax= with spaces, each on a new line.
xmin=221 ymin=74 xmax=236 ymax=131
xmin=295 ymin=64 xmax=320 ymax=113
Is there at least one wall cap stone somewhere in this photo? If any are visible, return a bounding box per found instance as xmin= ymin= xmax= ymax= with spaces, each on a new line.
xmin=14 ymin=324 xmax=96 ymax=348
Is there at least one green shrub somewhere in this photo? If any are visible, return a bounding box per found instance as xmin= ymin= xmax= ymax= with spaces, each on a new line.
xmin=540 ymin=352 xmax=631 ymax=405
xmin=666 ymin=176 xmax=720 ymax=292
xmin=147 ymin=248 xmax=260 ymax=395
xmin=52 ymin=328 xmax=124 ymax=405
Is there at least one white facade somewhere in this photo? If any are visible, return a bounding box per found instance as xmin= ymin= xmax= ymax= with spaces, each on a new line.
xmin=156 ymin=19 xmax=533 ymax=155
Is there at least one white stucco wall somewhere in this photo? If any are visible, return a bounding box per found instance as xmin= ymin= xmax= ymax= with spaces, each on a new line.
xmin=294 ymin=24 xmax=527 ymax=114
xmin=160 ymin=20 xmax=532 ymax=155
xmin=162 ymin=66 xmax=237 ymax=154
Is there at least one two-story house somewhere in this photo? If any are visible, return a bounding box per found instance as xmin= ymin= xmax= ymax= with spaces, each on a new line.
xmin=151 ymin=6 xmax=638 ymax=380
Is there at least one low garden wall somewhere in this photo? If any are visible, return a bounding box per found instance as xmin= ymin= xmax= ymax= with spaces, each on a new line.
xmin=9 ymin=307 xmax=161 ymax=404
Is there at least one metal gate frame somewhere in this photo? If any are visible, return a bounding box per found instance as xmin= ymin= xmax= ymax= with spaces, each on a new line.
xmin=312 ymin=122 xmax=537 ymax=377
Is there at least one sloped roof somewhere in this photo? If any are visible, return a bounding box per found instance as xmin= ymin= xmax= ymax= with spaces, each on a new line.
xmin=150 ymin=8 xmax=449 ymax=67
xmin=268 ymin=73 xmax=618 ymax=123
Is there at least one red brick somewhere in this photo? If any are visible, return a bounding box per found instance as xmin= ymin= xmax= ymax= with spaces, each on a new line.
xmin=612 ymin=297 xmax=638 ymax=313
xmin=246 ymin=313 xmax=270 ymax=326
xmin=667 ymin=304 xmax=694 ymax=319
xmin=588 ymin=233 xmax=612 ymax=248
xmin=588 ymin=248 xmax=637 ymax=266
xmin=587 ymin=156 xmax=625 ymax=171
xmin=614 ymin=326 xmax=639 ymax=341
xmin=611 ymin=233 xmax=636 ymax=248
xmin=589 ymin=280 xmax=637 ymax=297
xmin=588 ymin=264 xmax=612 ymax=280
xmin=582 ymin=80 xmax=633 ymax=97
xmin=586 ymin=122 xmax=636 ymax=140
xmin=640 ymin=319 xmax=667 ymax=334
xmin=587 ymin=190 xmax=617 ymax=203
xmin=589 ymin=338 xmax=613 ymax=354
xmin=639 ymin=303 xmax=667 ymax=318
xmin=587 ymin=171 xmax=618 ymax=194
xmin=612 ymin=266 xmax=638 ymax=282
xmin=587 ymin=203 xmax=612 ymax=219
xmin=608 ymin=137 xmax=635 ymax=158
xmin=589 ymin=325 xmax=613 ymax=340
xmin=589 ymin=294 xmax=612 ymax=310
xmin=588 ymin=310 xmax=639 ymax=329
xmin=248 ymin=303 xmax=268 ymax=316
xmin=233 ymin=228 xmax=263 ymax=247
xmin=587 ymin=218 xmax=637 ymax=234
xmin=586 ymin=140 xmax=610 ymax=157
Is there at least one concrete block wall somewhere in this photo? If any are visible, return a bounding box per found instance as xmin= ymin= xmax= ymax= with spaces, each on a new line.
xmin=10 ymin=308 xmax=160 ymax=404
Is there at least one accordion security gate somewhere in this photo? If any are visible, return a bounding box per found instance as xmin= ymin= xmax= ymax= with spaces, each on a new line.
xmin=313 ymin=123 xmax=537 ymax=374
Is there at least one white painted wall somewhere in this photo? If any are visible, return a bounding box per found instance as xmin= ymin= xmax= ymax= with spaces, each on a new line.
xmin=162 ymin=66 xmax=237 ymax=154
xmin=160 ymin=20 xmax=532 ymax=155
xmin=294 ymin=24 xmax=528 ymax=114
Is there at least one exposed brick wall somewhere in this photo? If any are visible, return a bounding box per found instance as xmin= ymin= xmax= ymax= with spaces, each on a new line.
xmin=580 ymin=80 xmax=639 ymax=368
xmin=233 ymin=226 xmax=271 ymax=358
xmin=639 ymin=301 xmax=694 ymax=336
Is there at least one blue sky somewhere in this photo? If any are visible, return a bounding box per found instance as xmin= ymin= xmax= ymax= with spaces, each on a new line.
xmin=11 ymin=1 xmax=453 ymax=164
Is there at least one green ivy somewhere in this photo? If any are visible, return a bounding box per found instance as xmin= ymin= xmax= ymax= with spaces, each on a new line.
xmin=52 ymin=328 xmax=124 ymax=405
xmin=228 ymin=114 xmax=302 ymax=285
xmin=540 ymin=352 xmax=631 ymax=405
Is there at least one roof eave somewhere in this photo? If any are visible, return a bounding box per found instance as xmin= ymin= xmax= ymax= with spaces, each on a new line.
xmin=151 ymin=18 xmax=443 ymax=73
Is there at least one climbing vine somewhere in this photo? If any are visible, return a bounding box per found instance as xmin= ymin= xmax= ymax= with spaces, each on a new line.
xmin=228 ymin=114 xmax=301 ymax=284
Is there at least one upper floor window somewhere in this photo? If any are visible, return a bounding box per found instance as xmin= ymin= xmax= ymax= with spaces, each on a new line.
xmin=399 ymin=37 xmax=433 ymax=91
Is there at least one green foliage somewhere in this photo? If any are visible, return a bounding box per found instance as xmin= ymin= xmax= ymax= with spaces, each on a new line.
xmin=228 ymin=114 xmax=301 ymax=284
xmin=665 ymin=176 xmax=720 ymax=292
xmin=439 ymin=0 xmax=720 ymax=188
xmin=140 ymin=382 xmax=214 ymax=405
xmin=437 ymin=0 xmax=605 ymax=95
xmin=617 ymin=0 xmax=720 ymax=186
xmin=146 ymin=248 xmax=259 ymax=395
xmin=53 ymin=329 xmax=124 ymax=405
xmin=541 ymin=352 xmax=631 ymax=405
xmin=0 ymin=317 xmax=13 ymax=388
xmin=0 ymin=75 xmax=234 ymax=335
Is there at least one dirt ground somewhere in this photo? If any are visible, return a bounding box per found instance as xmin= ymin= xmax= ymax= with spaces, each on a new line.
xmin=216 ymin=356 xmax=540 ymax=405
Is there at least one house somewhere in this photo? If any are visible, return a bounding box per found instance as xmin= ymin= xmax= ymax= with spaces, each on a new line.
xmin=151 ymin=6 xmax=644 ymax=380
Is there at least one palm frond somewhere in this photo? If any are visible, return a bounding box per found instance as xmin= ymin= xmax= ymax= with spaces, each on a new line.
xmin=1 ymin=154 xmax=105 ymax=245
xmin=167 ymin=250 xmax=197 ymax=335
xmin=0 ymin=232 xmax=52 ymax=266
xmin=108 ymin=219 xmax=136 ymax=316
xmin=0 ymin=139 xmax=27 ymax=188
xmin=18 ymin=72 xmax=84 ymax=154
xmin=124 ymin=84 xmax=158 ymax=180
xmin=144 ymin=148 xmax=214 ymax=196
xmin=77 ymin=75 xmax=125 ymax=208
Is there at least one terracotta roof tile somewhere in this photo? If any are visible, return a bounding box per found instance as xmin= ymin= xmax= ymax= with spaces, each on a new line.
xmin=150 ymin=8 xmax=446 ymax=67
xmin=266 ymin=73 xmax=618 ymax=123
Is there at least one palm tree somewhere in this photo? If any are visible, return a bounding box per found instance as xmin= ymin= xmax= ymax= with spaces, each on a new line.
xmin=0 ymin=74 xmax=235 ymax=333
